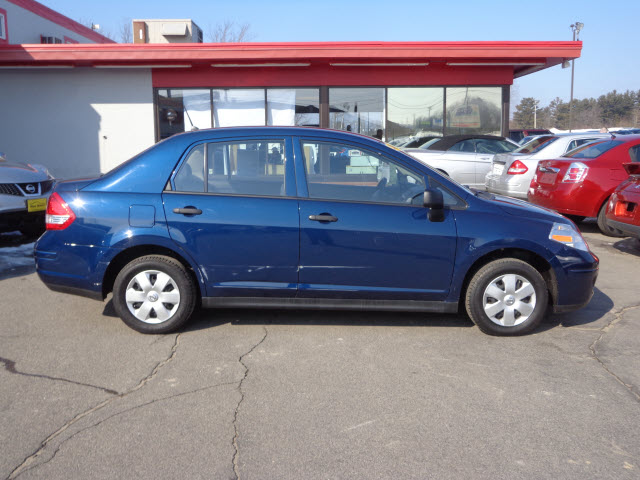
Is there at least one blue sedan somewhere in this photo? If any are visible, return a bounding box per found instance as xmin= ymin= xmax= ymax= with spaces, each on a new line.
xmin=35 ymin=127 xmax=598 ymax=336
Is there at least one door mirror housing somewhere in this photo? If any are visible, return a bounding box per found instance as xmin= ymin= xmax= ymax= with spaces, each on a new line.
xmin=423 ymin=189 xmax=445 ymax=222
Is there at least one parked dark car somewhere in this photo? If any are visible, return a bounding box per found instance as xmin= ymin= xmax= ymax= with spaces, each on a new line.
xmin=508 ymin=129 xmax=552 ymax=143
xmin=36 ymin=127 xmax=598 ymax=336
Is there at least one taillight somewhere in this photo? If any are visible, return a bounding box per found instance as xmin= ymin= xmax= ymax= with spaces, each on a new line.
xmin=561 ymin=162 xmax=589 ymax=183
xmin=507 ymin=160 xmax=528 ymax=175
xmin=45 ymin=192 xmax=76 ymax=230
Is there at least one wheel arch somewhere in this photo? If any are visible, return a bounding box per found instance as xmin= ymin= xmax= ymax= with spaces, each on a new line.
xmin=102 ymin=244 xmax=204 ymax=300
xmin=458 ymin=247 xmax=557 ymax=313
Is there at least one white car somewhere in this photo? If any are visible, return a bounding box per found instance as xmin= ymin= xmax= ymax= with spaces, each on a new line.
xmin=485 ymin=133 xmax=610 ymax=199
xmin=404 ymin=135 xmax=518 ymax=188
xmin=0 ymin=152 xmax=55 ymax=237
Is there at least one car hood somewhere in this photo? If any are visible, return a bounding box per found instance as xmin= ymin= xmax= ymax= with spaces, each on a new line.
xmin=478 ymin=191 xmax=566 ymax=222
xmin=0 ymin=162 xmax=51 ymax=182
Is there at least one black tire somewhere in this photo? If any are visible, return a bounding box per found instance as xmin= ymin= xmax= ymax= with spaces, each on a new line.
xmin=112 ymin=255 xmax=197 ymax=334
xmin=465 ymin=258 xmax=549 ymax=336
xmin=564 ymin=215 xmax=585 ymax=224
xmin=596 ymin=200 xmax=626 ymax=237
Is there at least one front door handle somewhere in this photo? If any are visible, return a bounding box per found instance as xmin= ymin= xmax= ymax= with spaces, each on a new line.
xmin=309 ymin=214 xmax=338 ymax=223
xmin=173 ymin=207 xmax=202 ymax=215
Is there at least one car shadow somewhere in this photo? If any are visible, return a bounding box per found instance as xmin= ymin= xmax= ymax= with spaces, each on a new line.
xmin=575 ymin=218 xmax=599 ymax=234
xmin=612 ymin=236 xmax=640 ymax=257
xmin=544 ymin=287 xmax=614 ymax=328
xmin=104 ymin=290 xmax=611 ymax=335
xmin=102 ymin=298 xmax=475 ymax=331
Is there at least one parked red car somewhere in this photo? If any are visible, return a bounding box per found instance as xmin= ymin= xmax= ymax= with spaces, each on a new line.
xmin=528 ymin=135 xmax=640 ymax=236
xmin=605 ymin=162 xmax=640 ymax=238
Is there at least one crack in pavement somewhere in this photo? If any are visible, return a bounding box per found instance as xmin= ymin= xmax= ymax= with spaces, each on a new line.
xmin=590 ymin=303 xmax=640 ymax=403
xmin=8 ymin=333 xmax=182 ymax=479
xmin=19 ymin=381 xmax=239 ymax=477
xmin=232 ymin=327 xmax=268 ymax=480
xmin=0 ymin=356 xmax=119 ymax=395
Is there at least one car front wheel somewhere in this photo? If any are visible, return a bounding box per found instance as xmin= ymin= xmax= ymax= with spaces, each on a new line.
xmin=465 ymin=258 xmax=548 ymax=336
xmin=113 ymin=255 xmax=197 ymax=334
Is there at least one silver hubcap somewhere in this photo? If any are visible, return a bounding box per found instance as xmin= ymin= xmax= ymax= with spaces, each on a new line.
xmin=125 ymin=270 xmax=180 ymax=324
xmin=483 ymin=274 xmax=536 ymax=327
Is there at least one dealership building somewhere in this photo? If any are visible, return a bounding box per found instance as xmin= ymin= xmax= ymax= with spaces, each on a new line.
xmin=0 ymin=33 xmax=581 ymax=178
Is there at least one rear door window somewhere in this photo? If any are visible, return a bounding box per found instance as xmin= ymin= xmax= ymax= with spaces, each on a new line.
xmin=173 ymin=140 xmax=287 ymax=197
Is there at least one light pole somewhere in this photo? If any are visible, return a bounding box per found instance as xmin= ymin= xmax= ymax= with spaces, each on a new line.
xmin=534 ymin=99 xmax=539 ymax=128
xmin=569 ymin=22 xmax=584 ymax=132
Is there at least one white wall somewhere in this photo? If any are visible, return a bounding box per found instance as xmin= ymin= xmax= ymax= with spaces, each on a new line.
xmin=0 ymin=0 xmax=100 ymax=44
xmin=0 ymin=68 xmax=155 ymax=179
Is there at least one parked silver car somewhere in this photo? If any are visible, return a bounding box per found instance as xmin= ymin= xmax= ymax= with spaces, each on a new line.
xmin=485 ymin=133 xmax=609 ymax=199
xmin=0 ymin=152 xmax=55 ymax=236
xmin=404 ymin=135 xmax=518 ymax=188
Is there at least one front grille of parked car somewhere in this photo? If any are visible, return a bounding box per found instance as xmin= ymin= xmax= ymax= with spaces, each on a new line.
xmin=0 ymin=183 xmax=23 ymax=196
xmin=40 ymin=180 xmax=55 ymax=194
xmin=16 ymin=182 xmax=44 ymax=195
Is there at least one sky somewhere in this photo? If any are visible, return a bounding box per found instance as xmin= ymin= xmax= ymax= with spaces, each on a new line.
xmin=41 ymin=0 xmax=640 ymax=109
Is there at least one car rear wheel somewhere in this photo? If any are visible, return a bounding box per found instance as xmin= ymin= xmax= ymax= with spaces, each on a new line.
xmin=597 ymin=201 xmax=625 ymax=237
xmin=465 ymin=258 xmax=548 ymax=336
xmin=113 ymin=255 xmax=196 ymax=334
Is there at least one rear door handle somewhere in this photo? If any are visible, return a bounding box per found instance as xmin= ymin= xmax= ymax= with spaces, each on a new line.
xmin=173 ymin=207 xmax=202 ymax=215
xmin=309 ymin=214 xmax=338 ymax=222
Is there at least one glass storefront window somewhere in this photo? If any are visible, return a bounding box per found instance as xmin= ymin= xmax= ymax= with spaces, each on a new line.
xmin=445 ymin=87 xmax=502 ymax=135
xmin=387 ymin=88 xmax=444 ymax=145
xmin=329 ymin=88 xmax=385 ymax=139
xmin=212 ymin=89 xmax=266 ymax=127
xmin=157 ymin=89 xmax=212 ymax=140
xmin=267 ymin=89 xmax=320 ymax=127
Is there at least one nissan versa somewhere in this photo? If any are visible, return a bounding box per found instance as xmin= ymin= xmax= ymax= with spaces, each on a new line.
xmin=35 ymin=127 xmax=599 ymax=336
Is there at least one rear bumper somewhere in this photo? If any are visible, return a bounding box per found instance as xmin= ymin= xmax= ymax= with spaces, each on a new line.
xmin=528 ymin=184 xmax=599 ymax=217
xmin=485 ymin=174 xmax=530 ymax=199
xmin=34 ymin=236 xmax=112 ymax=300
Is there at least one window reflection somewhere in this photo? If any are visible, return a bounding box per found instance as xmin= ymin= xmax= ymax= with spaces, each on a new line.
xmin=329 ymin=88 xmax=385 ymax=139
xmin=446 ymin=87 xmax=502 ymax=135
xmin=267 ymin=89 xmax=320 ymax=127
xmin=157 ymin=89 xmax=212 ymax=140
xmin=387 ymin=88 xmax=444 ymax=145
xmin=212 ymin=89 xmax=266 ymax=127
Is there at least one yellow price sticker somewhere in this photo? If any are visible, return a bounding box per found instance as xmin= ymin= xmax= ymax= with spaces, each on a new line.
xmin=27 ymin=198 xmax=47 ymax=212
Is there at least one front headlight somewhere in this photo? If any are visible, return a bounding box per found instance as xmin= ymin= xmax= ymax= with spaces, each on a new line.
xmin=549 ymin=222 xmax=589 ymax=251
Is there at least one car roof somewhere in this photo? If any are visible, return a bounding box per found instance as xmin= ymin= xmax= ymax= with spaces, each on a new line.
xmin=426 ymin=134 xmax=507 ymax=151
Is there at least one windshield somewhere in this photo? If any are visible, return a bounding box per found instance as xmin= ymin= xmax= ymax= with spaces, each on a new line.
xmin=564 ymin=140 xmax=623 ymax=159
xmin=476 ymin=139 xmax=518 ymax=154
xmin=418 ymin=138 xmax=442 ymax=150
xmin=515 ymin=135 xmax=557 ymax=154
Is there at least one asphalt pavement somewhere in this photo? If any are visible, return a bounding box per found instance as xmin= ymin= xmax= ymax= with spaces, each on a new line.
xmin=0 ymin=223 xmax=639 ymax=479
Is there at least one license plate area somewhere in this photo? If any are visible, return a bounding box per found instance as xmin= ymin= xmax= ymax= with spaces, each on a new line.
xmin=27 ymin=198 xmax=47 ymax=212
xmin=539 ymin=172 xmax=557 ymax=185
xmin=492 ymin=163 xmax=504 ymax=175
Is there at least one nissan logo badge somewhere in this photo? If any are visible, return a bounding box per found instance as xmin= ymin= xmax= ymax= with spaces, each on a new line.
xmin=25 ymin=184 xmax=36 ymax=194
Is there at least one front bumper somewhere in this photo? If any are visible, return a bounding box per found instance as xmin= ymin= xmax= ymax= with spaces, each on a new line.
xmin=606 ymin=218 xmax=640 ymax=239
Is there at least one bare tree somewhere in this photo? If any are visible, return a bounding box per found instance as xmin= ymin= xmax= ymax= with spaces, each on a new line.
xmin=119 ymin=20 xmax=132 ymax=43
xmin=207 ymin=21 xmax=253 ymax=43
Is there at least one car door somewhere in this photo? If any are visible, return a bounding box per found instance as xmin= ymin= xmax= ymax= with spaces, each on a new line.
xmin=437 ymin=139 xmax=477 ymax=186
xmin=295 ymin=138 xmax=458 ymax=301
xmin=163 ymin=136 xmax=300 ymax=298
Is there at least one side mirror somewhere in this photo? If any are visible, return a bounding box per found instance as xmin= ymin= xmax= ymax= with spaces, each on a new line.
xmin=423 ymin=189 xmax=445 ymax=222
